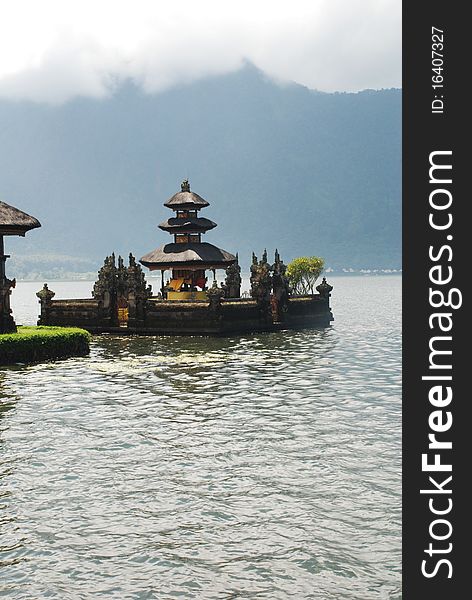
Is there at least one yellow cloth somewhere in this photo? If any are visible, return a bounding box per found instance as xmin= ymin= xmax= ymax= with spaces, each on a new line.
xmin=168 ymin=278 xmax=184 ymax=291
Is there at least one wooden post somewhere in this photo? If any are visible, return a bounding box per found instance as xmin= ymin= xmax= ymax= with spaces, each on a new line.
xmin=161 ymin=270 xmax=165 ymax=297
xmin=0 ymin=235 xmax=5 ymax=280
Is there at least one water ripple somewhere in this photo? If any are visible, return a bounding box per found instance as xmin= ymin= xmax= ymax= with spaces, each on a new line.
xmin=1 ymin=276 xmax=401 ymax=599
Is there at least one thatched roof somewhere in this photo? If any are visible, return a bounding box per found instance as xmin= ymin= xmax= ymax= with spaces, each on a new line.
xmin=163 ymin=180 xmax=210 ymax=210
xmin=164 ymin=191 xmax=210 ymax=210
xmin=158 ymin=216 xmax=217 ymax=233
xmin=140 ymin=242 xmax=236 ymax=270
xmin=0 ymin=201 xmax=41 ymax=236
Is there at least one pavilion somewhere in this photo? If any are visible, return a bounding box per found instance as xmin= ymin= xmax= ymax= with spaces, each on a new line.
xmin=140 ymin=180 xmax=236 ymax=299
xmin=0 ymin=201 xmax=41 ymax=333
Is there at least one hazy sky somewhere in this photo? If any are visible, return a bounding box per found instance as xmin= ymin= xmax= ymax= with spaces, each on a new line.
xmin=0 ymin=0 xmax=401 ymax=104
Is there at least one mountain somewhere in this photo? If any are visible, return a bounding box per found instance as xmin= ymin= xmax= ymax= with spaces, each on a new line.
xmin=0 ymin=64 xmax=401 ymax=276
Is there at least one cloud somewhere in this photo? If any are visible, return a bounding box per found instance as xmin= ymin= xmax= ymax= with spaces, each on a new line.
xmin=0 ymin=0 xmax=401 ymax=104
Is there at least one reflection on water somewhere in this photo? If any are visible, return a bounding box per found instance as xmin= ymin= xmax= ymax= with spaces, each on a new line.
xmin=1 ymin=276 xmax=401 ymax=599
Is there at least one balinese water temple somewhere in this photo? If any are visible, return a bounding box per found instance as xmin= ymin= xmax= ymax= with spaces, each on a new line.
xmin=36 ymin=180 xmax=334 ymax=334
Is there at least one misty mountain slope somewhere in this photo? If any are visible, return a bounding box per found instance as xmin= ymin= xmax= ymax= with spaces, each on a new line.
xmin=0 ymin=65 xmax=401 ymax=272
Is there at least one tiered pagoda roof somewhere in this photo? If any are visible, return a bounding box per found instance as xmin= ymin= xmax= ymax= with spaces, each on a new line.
xmin=140 ymin=242 xmax=236 ymax=269
xmin=158 ymin=216 xmax=216 ymax=234
xmin=140 ymin=180 xmax=236 ymax=271
xmin=163 ymin=184 xmax=210 ymax=209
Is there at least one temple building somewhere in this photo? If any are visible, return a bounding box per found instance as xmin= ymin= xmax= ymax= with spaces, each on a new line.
xmin=1 ymin=201 xmax=41 ymax=333
xmin=140 ymin=180 xmax=237 ymax=300
xmin=36 ymin=177 xmax=333 ymax=334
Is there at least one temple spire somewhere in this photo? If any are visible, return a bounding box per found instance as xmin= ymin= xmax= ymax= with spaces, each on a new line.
xmin=140 ymin=181 xmax=237 ymax=298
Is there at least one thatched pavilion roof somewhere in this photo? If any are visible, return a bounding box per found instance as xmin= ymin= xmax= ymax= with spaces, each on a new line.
xmin=164 ymin=191 xmax=210 ymax=210
xmin=0 ymin=201 xmax=41 ymax=236
xmin=140 ymin=242 xmax=236 ymax=270
xmin=163 ymin=180 xmax=210 ymax=210
xmin=158 ymin=216 xmax=217 ymax=233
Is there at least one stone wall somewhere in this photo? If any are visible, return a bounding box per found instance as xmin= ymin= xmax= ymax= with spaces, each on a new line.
xmin=38 ymin=294 xmax=331 ymax=335
xmin=36 ymin=251 xmax=333 ymax=335
xmin=37 ymin=297 xmax=105 ymax=328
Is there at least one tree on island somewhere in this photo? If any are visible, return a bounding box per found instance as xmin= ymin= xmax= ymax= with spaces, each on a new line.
xmin=286 ymin=256 xmax=325 ymax=295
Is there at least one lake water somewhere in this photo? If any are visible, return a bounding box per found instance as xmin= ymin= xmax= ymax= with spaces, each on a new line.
xmin=1 ymin=276 xmax=401 ymax=599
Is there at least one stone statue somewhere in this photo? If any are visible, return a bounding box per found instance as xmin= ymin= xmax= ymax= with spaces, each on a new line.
xmin=223 ymin=254 xmax=242 ymax=298
xmin=271 ymin=249 xmax=290 ymax=321
xmin=207 ymin=280 xmax=225 ymax=311
xmin=250 ymin=251 xmax=272 ymax=309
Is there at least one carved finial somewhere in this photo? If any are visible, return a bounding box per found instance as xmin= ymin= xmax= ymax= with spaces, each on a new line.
xmin=129 ymin=253 xmax=136 ymax=267
xmin=275 ymin=249 xmax=280 ymax=264
xmin=262 ymin=249 xmax=268 ymax=264
xmin=181 ymin=179 xmax=190 ymax=192
xmin=252 ymin=252 xmax=258 ymax=265
xmin=316 ymin=277 xmax=333 ymax=298
xmin=36 ymin=283 xmax=55 ymax=304
xmin=235 ymin=252 xmax=239 ymax=264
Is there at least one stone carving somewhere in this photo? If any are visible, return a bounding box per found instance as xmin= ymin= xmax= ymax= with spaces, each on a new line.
xmin=250 ymin=250 xmax=272 ymax=309
xmin=248 ymin=249 xmax=293 ymax=322
xmin=316 ymin=277 xmax=333 ymax=298
xmin=207 ymin=281 xmax=225 ymax=310
xmin=223 ymin=254 xmax=242 ymax=298
xmin=127 ymin=253 xmax=152 ymax=297
xmin=0 ymin=275 xmax=17 ymax=333
xmin=92 ymin=253 xmax=152 ymax=325
xmin=271 ymin=249 xmax=290 ymax=322
xmin=36 ymin=283 xmax=55 ymax=305
xmin=93 ymin=254 xmax=118 ymax=309
xmin=126 ymin=253 xmax=153 ymax=323
xmin=116 ymin=255 xmax=128 ymax=299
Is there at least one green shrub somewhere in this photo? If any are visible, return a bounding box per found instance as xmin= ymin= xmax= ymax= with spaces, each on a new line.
xmin=286 ymin=256 xmax=325 ymax=295
xmin=0 ymin=326 xmax=90 ymax=365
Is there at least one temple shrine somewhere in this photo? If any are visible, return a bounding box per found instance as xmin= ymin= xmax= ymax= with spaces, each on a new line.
xmin=140 ymin=180 xmax=237 ymax=300
xmin=36 ymin=180 xmax=334 ymax=334
xmin=1 ymin=201 xmax=41 ymax=333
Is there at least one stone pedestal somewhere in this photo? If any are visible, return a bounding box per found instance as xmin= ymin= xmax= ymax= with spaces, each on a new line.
xmin=36 ymin=283 xmax=56 ymax=326
xmin=0 ymin=278 xmax=16 ymax=334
